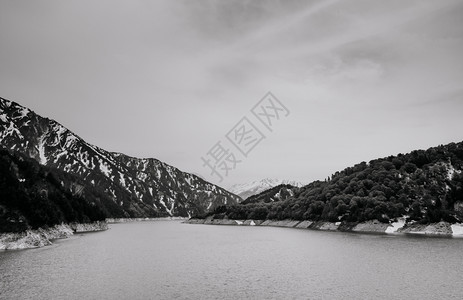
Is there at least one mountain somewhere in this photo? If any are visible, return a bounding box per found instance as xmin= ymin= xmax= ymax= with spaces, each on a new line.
xmin=203 ymin=142 xmax=463 ymax=224
xmin=229 ymin=178 xmax=304 ymax=200
xmin=0 ymin=97 xmax=240 ymax=221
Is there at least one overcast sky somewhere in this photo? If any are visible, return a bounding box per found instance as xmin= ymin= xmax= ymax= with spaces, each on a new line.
xmin=1 ymin=0 xmax=463 ymax=188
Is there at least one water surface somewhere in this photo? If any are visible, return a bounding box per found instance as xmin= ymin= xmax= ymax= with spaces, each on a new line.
xmin=1 ymin=221 xmax=462 ymax=299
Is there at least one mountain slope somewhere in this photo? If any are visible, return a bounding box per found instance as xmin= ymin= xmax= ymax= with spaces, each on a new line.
xmin=204 ymin=142 xmax=463 ymax=224
xmin=0 ymin=97 xmax=240 ymax=219
xmin=0 ymin=149 xmax=109 ymax=232
xmin=229 ymin=178 xmax=304 ymax=200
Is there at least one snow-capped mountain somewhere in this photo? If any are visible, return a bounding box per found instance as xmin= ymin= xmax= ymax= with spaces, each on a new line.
xmin=229 ymin=178 xmax=304 ymax=200
xmin=0 ymin=97 xmax=240 ymax=218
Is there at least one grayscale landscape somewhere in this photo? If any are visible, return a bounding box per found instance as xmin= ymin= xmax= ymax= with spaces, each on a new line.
xmin=1 ymin=1 xmax=463 ymax=299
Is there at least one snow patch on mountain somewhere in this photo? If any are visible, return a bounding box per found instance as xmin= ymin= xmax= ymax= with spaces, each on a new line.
xmin=38 ymin=135 xmax=48 ymax=165
xmin=17 ymin=107 xmax=30 ymax=118
xmin=0 ymin=113 xmax=8 ymax=122
xmin=1 ymin=122 xmax=23 ymax=141
xmin=99 ymin=162 xmax=111 ymax=177
xmin=160 ymin=197 xmax=173 ymax=216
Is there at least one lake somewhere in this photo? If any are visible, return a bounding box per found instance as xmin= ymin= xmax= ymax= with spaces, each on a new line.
xmin=1 ymin=221 xmax=463 ymax=299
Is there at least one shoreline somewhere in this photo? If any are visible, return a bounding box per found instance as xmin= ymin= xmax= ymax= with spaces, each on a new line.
xmin=0 ymin=221 xmax=108 ymax=250
xmin=0 ymin=218 xmax=187 ymax=250
xmin=185 ymin=217 xmax=463 ymax=237
xmin=106 ymin=217 xmax=186 ymax=223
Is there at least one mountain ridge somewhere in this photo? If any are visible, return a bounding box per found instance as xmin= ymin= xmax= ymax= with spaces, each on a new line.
xmin=0 ymin=96 xmax=241 ymax=220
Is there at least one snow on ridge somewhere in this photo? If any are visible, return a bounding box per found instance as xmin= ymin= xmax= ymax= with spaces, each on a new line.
xmin=0 ymin=113 xmax=8 ymax=122
xmin=0 ymin=98 xmax=12 ymax=107
xmin=119 ymin=172 xmax=127 ymax=188
xmin=50 ymin=123 xmax=68 ymax=147
xmin=170 ymin=202 xmax=175 ymax=215
xmin=138 ymin=172 xmax=148 ymax=181
xmin=85 ymin=142 xmax=120 ymax=169
xmin=1 ymin=122 xmax=23 ymax=140
xmin=160 ymin=197 xmax=173 ymax=216
xmin=38 ymin=134 xmax=48 ymax=165
xmin=17 ymin=107 xmax=30 ymax=118
xmin=99 ymin=161 xmax=111 ymax=177
xmin=64 ymin=134 xmax=78 ymax=149
xmin=54 ymin=150 xmax=68 ymax=163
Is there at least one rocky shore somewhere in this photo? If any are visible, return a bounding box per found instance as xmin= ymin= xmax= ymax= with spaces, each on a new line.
xmin=185 ymin=217 xmax=463 ymax=237
xmin=0 ymin=221 xmax=108 ymax=250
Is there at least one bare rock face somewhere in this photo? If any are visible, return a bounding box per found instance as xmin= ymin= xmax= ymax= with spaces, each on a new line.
xmin=398 ymin=221 xmax=453 ymax=235
xmin=0 ymin=223 xmax=108 ymax=250
xmin=351 ymin=220 xmax=390 ymax=233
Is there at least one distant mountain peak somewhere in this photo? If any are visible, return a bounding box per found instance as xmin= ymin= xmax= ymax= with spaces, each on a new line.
xmin=229 ymin=178 xmax=304 ymax=200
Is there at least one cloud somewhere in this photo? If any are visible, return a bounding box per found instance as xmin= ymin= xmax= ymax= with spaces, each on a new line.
xmin=1 ymin=0 xmax=462 ymax=186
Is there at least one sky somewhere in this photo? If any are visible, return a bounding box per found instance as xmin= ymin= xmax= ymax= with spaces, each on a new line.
xmin=1 ymin=0 xmax=463 ymax=188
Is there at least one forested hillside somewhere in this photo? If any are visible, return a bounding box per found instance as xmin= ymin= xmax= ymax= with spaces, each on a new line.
xmin=204 ymin=142 xmax=463 ymax=224
xmin=240 ymin=184 xmax=296 ymax=205
xmin=0 ymin=149 xmax=109 ymax=232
